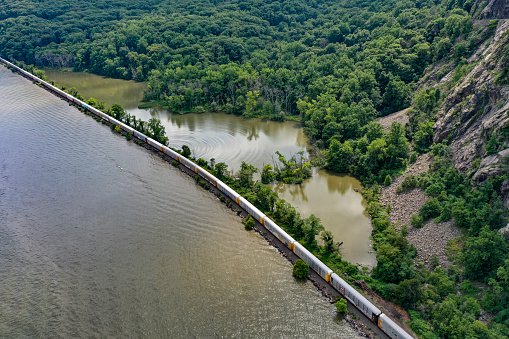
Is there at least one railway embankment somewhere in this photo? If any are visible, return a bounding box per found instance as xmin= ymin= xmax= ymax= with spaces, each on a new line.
xmin=140 ymin=139 xmax=387 ymax=338
xmin=1 ymin=58 xmax=408 ymax=339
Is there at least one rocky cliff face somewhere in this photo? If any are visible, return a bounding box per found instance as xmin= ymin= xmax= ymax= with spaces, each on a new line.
xmin=433 ymin=19 xmax=509 ymax=204
xmin=473 ymin=0 xmax=509 ymax=19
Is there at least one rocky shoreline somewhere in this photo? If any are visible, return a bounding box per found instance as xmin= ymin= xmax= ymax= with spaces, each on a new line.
xmin=380 ymin=153 xmax=463 ymax=268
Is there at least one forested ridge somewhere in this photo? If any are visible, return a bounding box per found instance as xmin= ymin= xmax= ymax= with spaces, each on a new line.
xmin=2 ymin=0 xmax=509 ymax=338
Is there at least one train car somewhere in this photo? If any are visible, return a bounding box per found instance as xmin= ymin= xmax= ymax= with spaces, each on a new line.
xmin=180 ymin=156 xmax=198 ymax=173
xmin=120 ymin=123 xmax=134 ymax=135
xmin=97 ymin=111 xmax=110 ymax=122
xmin=378 ymin=314 xmax=413 ymax=339
xmin=264 ymin=218 xmax=295 ymax=249
xmin=147 ymin=137 xmax=164 ymax=152
xmin=293 ymin=242 xmax=333 ymax=282
xmin=197 ymin=167 xmax=218 ymax=187
xmin=89 ymin=106 xmax=103 ymax=118
xmin=52 ymin=86 xmax=67 ymax=99
xmin=108 ymin=116 xmax=122 ymax=128
xmin=330 ymin=273 xmax=381 ymax=322
xmin=217 ymin=180 xmax=240 ymax=202
xmin=133 ymin=129 xmax=147 ymax=142
xmin=238 ymin=197 xmax=265 ymax=224
xmin=162 ymin=146 xmax=180 ymax=161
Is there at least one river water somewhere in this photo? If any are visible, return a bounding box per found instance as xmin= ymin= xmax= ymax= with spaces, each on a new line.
xmin=44 ymin=70 xmax=374 ymax=266
xmin=0 ymin=66 xmax=364 ymax=337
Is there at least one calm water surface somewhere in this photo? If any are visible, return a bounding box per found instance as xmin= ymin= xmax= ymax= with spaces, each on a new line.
xmin=1 ymin=66 xmax=363 ymax=337
xmin=45 ymin=70 xmax=375 ymax=266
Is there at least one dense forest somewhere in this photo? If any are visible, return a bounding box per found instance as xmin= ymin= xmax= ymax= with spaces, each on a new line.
xmin=2 ymin=0 xmax=509 ymax=338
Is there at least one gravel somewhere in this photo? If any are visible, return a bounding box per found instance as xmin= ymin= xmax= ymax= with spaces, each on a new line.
xmin=380 ymin=153 xmax=463 ymax=268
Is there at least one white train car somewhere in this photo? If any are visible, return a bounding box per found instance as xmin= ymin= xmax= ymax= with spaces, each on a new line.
xmin=88 ymin=106 xmax=104 ymax=118
xmin=162 ymin=146 xmax=181 ymax=161
xmin=331 ymin=273 xmax=381 ymax=322
xmin=119 ymin=122 xmax=134 ymax=135
xmin=147 ymin=137 xmax=165 ymax=152
xmin=378 ymin=314 xmax=413 ymax=339
xmin=217 ymin=180 xmax=240 ymax=202
xmin=180 ymin=155 xmax=198 ymax=173
xmin=293 ymin=242 xmax=333 ymax=282
xmin=197 ymin=167 xmax=218 ymax=187
xmin=264 ymin=218 xmax=295 ymax=249
xmin=133 ymin=129 xmax=147 ymax=141
xmin=238 ymin=197 xmax=265 ymax=224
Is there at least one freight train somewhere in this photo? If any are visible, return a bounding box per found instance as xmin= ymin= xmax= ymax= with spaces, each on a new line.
xmin=0 ymin=57 xmax=413 ymax=339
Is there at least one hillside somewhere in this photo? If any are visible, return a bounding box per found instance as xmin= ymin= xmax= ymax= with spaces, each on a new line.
xmin=434 ymin=19 xmax=509 ymax=205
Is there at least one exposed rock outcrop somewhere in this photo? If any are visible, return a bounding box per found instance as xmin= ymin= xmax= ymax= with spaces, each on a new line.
xmin=473 ymin=0 xmax=509 ymax=20
xmin=433 ymin=19 xmax=509 ymax=204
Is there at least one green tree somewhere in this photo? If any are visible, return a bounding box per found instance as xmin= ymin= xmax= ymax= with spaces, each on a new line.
xmin=381 ymin=77 xmax=411 ymax=116
xmin=386 ymin=122 xmax=410 ymax=169
xmin=254 ymin=183 xmax=278 ymax=213
xmin=293 ymin=259 xmax=309 ymax=279
xmin=302 ymin=214 xmax=324 ymax=246
xmin=335 ymin=298 xmax=348 ymax=314
xmin=463 ymin=227 xmax=509 ymax=281
xmin=238 ymin=161 xmax=258 ymax=188
xmin=419 ymin=198 xmax=442 ymax=220
xmin=414 ymin=121 xmax=434 ymax=152
xmin=111 ymin=103 xmax=126 ymax=122
xmin=321 ymin=230 xmax=340 ymax=256
xmin=244 ymin=215 xmax=255 ymax=230
xmin=328 ymin=139 xmax=357 ymax=173
xmin=384 ymin=175 xmax=392 ymax=186
xmin=148 ymin=118 xmax=168 ymax=144
xmin=214 ymin=162 xmax=228 ymax=180
xmin=396 ymin=279 xmax=423 ymax=309
xmin=261 ymin=164 xmax=276 ymax=184
xmin=182 ymin=145 xmax=192 ymax=158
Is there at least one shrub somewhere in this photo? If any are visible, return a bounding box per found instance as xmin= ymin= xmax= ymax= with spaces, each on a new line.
xmin=425 ymin=182 xmax=445 ymax=197
xmin=335 ymin=298 xmax=348 ymax=314
xmin=244 ymin=215 xmax=255 ymax=230
xmin=419 ymin=198 xmax=442 ymax=220
xmin=172 ymin=160 xmax=180 ymax=167
xmin=397 ymin=175 xmax=419 ymax=193
xmin=396 ymin=279 xmax=423 ymax=308
xmin=197 ymin=158 xmax=208 ymax=167
xmin=411 ymin=214 xmax=424 ymax=228
xmin=383 ymin=283 xmax=397 ymax=299
xmin=410 ymin=151 xmax=418 ymax=163
xmin=293 ymin=259 xmax=309 ymax=279
xmin=430 ymin=256 xmax=440 ymax=269
xmin=182 ymin=145 xmax=191 ymax=157
xmin=384 ymin=174 xmax=392 ymax=186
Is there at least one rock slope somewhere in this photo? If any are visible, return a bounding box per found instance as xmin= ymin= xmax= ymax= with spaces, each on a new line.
xmin=381 ymin=154 xmax=463 ymax=268
xmin=433 ymin=19 xmax=509 ymax=205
